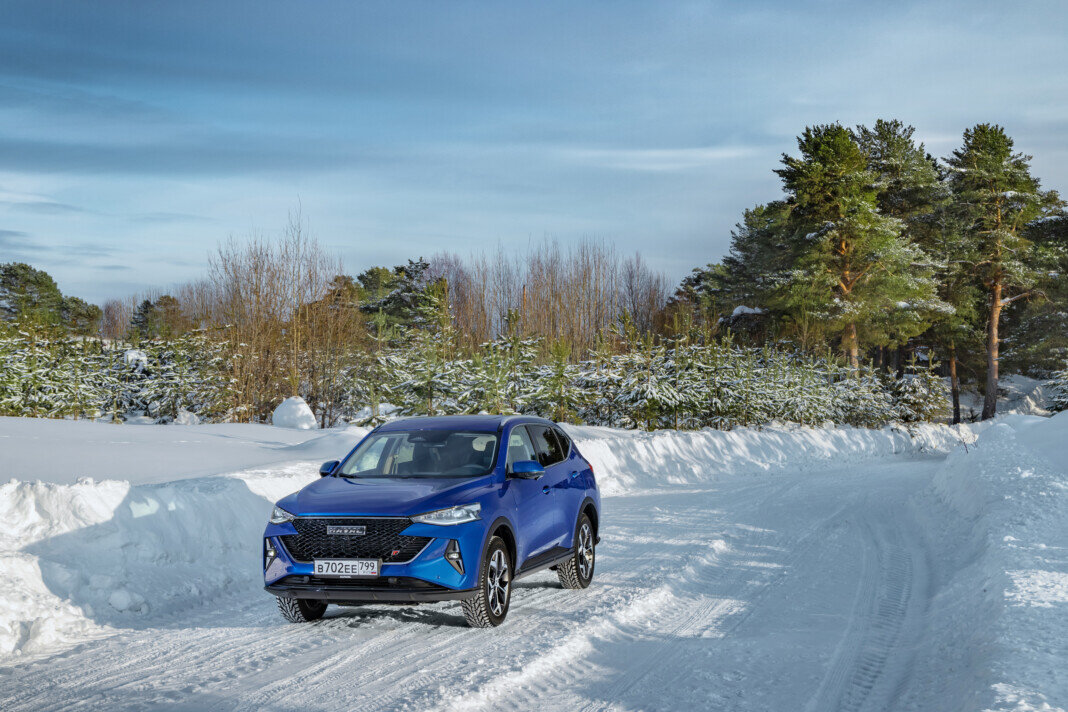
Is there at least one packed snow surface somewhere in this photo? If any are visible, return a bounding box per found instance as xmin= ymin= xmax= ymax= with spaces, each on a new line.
xmin=0 ymin=415 xmax=1065 ymax=711
xmin=270 ymin=396 xmax=319 ymax=429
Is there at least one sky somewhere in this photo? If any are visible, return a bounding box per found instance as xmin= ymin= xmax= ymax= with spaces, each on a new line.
xmin=0 ymin=0 xmax=1066 ymax=304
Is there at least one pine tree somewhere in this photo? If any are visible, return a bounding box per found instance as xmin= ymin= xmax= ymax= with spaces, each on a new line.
xmin=0 ymin=263 xmax=65 ymax=326
xmin=774 ymin=124 xmax=944 ymax=369
xmin=944 ymin=124 xmax=1063 ymax=419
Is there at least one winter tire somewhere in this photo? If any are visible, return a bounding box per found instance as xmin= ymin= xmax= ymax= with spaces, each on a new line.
xmin=277 ymin=596 xmax=327 ymax=623
xmin=557 ymin=513 xmax=595 ymax=589
xmin=461 ymin=536 xmax=511 ymax=627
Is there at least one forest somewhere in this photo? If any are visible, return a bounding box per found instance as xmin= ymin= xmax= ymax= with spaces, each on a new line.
xmin=2 ymin=121 xmax=1067 ymax=429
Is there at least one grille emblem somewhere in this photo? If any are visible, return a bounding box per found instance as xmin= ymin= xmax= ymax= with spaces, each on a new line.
xmin=327 ymin=525 xmax=366 ymax=536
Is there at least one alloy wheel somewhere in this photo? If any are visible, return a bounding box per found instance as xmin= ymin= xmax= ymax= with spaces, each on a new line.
xmin=486 ymin=548 xmax=511 ymax=616
xmin=577 ymin=521 xmax=594 ymax=581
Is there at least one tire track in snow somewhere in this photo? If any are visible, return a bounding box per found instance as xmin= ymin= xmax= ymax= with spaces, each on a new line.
xmin=805 ymin=496 xmax=928 ymax=712
xmin=447 ymin=478 xmax=818 ymax=712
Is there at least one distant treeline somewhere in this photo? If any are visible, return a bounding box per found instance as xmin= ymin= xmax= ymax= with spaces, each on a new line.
xmin=1 ymin=120 xmax=1066 ymax=427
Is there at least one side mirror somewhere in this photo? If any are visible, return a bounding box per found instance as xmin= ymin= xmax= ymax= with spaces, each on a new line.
xmin=508 ymin=460 xmax=545 ymax=479
xmin=319 ymin=460 xmax=340 ymax=477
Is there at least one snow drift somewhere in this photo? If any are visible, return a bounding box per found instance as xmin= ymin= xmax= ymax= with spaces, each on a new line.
xmin=271 ymin=396 xmax=319 ymax=429
xmin=568 ymin=421 xmax=985 ymax=496
xmin=923 ymin=413 xmax=1068 ymax=711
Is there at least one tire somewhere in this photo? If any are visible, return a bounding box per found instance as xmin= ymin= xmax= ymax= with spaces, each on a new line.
xmin=461 ymin=536 xmax=512 ymax=628
xmin=277 ymin=596 xmax=327 ymax=623
xmin=557 ymin=513 xmax=595 ymax=589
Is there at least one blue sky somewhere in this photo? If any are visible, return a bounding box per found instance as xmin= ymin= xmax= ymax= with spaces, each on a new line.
xmin=1 ymin=1 xmax=1066 ymax=303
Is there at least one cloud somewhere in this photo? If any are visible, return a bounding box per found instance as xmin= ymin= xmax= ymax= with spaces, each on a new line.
xmin=0 ymin=187 xmax=92 ymax=215
xmin=0 ymin=228 xmax=44 ymax=253
xmin=1 ymin=199 xmax=91 ymax=215
xmin=128 ymin=211 xmax=213 ymax=224
xmin=555 ymin=145 xmax=760 ymax=172
xmin=0 ymin=230 xmax=113 ymax=263
xmin=0 ymin=134 xmax=382 ymax=176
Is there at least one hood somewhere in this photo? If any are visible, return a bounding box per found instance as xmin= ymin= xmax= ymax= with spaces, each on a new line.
xmin=278 ymin=473 xmax=499 ymax=517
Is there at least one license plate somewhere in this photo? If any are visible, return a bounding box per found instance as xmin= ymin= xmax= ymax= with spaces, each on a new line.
xmin=313 ymin=559 xmax=380 ymax=578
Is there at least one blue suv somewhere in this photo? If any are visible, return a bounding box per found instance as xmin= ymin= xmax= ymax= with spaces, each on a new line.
xmin=263 ymin=415 xmax=600 ymax=627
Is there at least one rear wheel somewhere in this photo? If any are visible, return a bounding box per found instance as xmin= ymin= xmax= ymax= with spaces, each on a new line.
xmin=277 ymin=596 xmax=327 ymax=622
xmin=558 ymin=513 xmax=595 ymax=589
xmin=461 ymin=536 xmax=511 ymax=627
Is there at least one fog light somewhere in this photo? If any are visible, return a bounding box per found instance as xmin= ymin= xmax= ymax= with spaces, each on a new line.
xmin=445 ymin=540 xmax=464 ymax=574
xmin=264 ymin=539 xmax=277 ymax=569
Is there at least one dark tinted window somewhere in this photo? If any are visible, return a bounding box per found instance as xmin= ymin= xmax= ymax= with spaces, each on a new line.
xmin=527 ymin=425 xmax=564 ymax=466
xmin=553 ymin=428 xmax=572 ymax=457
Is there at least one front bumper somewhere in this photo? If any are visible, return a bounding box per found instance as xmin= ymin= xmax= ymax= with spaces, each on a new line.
xmin=263 ymin=517 xmax=486 ymax=595
xmin=265 ymin=575 xmax=476 ymax=602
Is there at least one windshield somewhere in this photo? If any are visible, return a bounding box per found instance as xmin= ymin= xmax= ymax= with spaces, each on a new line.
xmin=338 ymin=430 xmax=500 ymax=478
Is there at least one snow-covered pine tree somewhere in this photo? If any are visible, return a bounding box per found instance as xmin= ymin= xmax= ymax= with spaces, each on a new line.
xmin=615 ymin=334 xmax=679 ymax=430
xmin=891 ymin=356 xmax=951 ymax=423
xmin=1047 ymin=366 xmax=1068 ymax=412
xmin=528 ymin=340 xmax=586 ymax=423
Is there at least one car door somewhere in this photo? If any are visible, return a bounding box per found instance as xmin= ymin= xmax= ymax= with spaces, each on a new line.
xmin=525 ymin=424 xmax=570 ymax=549
xmin=550 ymin=426 xmax=586 ymax=546
xmin=505 ymin=424 xmax=559 ymax=561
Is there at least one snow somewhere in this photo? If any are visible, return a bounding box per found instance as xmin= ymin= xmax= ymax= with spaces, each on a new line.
xmin=730 ymin=305 xmax=766 ymax=317
xmin=0 ymin=414 xmax=1065 ymax=711
xmin=122 ymin=349 xmax=148 ymax=371
xmin=564 ymin=420 xmax=979 ymax=496
xmin=959 ymin=375 xmax=1054 ymax=419
xmin=0 ymin=416 xmax=367 ymax=486
xmin=271 ymin=395 xmax=318 ymax=429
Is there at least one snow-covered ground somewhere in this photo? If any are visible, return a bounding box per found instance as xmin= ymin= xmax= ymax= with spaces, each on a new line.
xmin=0 ymin=415 xmax=1065 ymax=711
xmin=958 ymin=374 xmax=1055 ymax=419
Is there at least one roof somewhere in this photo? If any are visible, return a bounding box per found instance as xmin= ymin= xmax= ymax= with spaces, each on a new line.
xmin=376 ymin=414 xmax=534 ymax=433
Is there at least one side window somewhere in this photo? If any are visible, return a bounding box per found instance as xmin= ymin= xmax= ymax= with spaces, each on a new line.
xmin=528 ymin=425 xmax=564 ymax=467
xmin=553 ymin=428 xmax=572 ymax=458
xmin=506 ymin=426 xmax=538 ymax=468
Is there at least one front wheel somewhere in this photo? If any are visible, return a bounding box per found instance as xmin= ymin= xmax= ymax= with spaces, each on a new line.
xmin=277 ymin=596 xmax=327 ymax=622
xmin=557 ymin=513 xmax=595 ymax=589
xmin=461 ymin=536 xmax=511 ymax=627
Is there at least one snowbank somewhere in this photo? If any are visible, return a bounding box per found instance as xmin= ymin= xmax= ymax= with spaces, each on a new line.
xmin=0 ymin=419 xmax=369 ymax=657
xmin=0 ymin=416 xmax=364 ymax=486
xmin=566 ymin=421 xmax=985 ymax=496
xmin=271 ymin=396 xmax=318 ymax=429
xmin=925 ymin=413 xmax=1068 ymax=710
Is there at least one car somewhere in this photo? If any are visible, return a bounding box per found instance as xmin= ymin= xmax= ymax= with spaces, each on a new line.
xmin=262 ymin=415 xmax=600 ymax=627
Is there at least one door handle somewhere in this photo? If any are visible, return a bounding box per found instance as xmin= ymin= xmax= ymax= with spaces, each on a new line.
xmin=542 ymin=486 xmax=551 ymax=494
xmin=570 ymin=471 xmax=580 ymax=479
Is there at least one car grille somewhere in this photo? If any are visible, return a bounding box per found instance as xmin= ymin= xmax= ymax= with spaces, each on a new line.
xmin=279 ymin=518 xmax=431 ymax=563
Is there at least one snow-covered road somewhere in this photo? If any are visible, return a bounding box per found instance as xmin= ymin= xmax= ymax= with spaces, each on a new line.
xmin=2 ymin=415 xmax=1065 ymax=711
xmin=2 ymin=458 xmax=947 ymax=711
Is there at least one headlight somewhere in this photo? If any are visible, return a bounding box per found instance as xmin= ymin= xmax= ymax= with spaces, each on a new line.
xmin=269 ymin=505 xmax=296 ymax=524
xmin=411 ymin=503 xmax=481 ymax=526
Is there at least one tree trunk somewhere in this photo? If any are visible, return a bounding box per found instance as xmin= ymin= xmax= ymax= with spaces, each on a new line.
xmin=982 ymin=281 xmax=1003 ymax=420
xmin=949 ymin=342 xmax=961 ymax=425
xmin=842 ymin=322 xmax=859 ymax=372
